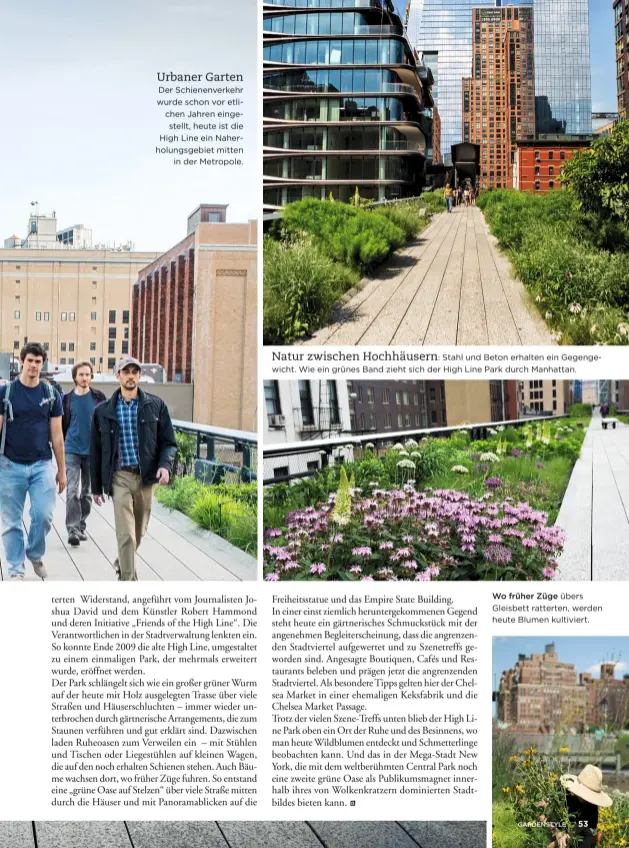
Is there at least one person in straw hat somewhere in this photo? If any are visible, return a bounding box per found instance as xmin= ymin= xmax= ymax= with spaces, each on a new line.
xmin=553 ymin=764 xmax=612 ymax=848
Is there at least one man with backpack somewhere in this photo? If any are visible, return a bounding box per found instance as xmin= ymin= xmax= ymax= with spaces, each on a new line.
xmin=62 ymin=362 xmax=106 ymax=547
xmin=0 ymin=342 xmax=66 ymax=581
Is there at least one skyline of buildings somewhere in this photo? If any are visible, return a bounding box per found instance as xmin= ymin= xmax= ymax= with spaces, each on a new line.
xmin=410 ymin=0 xmax=593 ymax=165
xmin=497 ymin=642 xmax=629 ymax=732
xmin=263 ymin=0 xmax=438 ymax=207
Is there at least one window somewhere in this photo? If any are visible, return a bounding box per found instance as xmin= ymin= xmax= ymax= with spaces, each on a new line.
xmin=549 ymin=181 xmax=555 ymax=190
xmin=397 ymin=413 xmax=403 ymax=428
xmin=70 ymin=312 xmax=75 ymax=321
xmin=534 ymin=181 xmax=540 ymax=191
xmin=15 ymin=280 xmax=20 ymax=285
xmin=109 ymin=310 xmax=116 ymax=324
xmin=369 ymin=413 xmax=376 ymax=430
xmin=382 ymin=388 xmax=390 ymax=404
xmin=109 ymin=327 xmax=117 ymax=339
xmin=548 ymin=150 xmax=554 ymax=160
xmin=360 ymin=413 xmax=365 ymax=431
xmin=108 ymin=340 xmax=115 ymax=354
xmin=384 ymin=413 xmax=392 ymax=429
xmin=61 ymin=343 xmax=67 ymax=352
xmin=44 ymin=312 xmax=49 ymax=321
xmin=431 ymin=410 xmax=437 ymax=423
xmin=14 ymin=310 xmax=20 ymax=319
xmin=122 ymin=341 xmax=129 ymax=354
xmin=90 ymin=357 xmax=96 ymax=366
xmin=92 ymin=266 xmax=98 ymax=271
xmin=108 ymin=357 xmax=116 ymax=370
xmin=92 ymin=280 xmax=98 ymax=287
xmin=367 ymin=387 xmax=375 ymax=403
xmin=13 ymin=340 xmax=19 ymax=350
xmin=534 ymin=150 xmax=540 ymax=161
xmin=327 ymin=381 xmax=340 ymax=425
xmin=535 ymin=166 xmax=540 ymax=176
xmin=69 ymin=343 xmax=75 ymax=352
xmin=122 ymin=310 xmax=129 ymax=324
xmin=298 ymin=380 xmax=314 ymax=426
xmin=124 ymin=327 xmax=129 ymax=340
xmin=92 ymin=297 xmax=97 ymax=305
xmin=90 ymin=342 xmax=96 ymax=351
xmin=549 ymin=166 xmax=554 ymax=176
xmin=91 ymin=312 xmax=97 ymax=321
xmin=43 ymin=342 xmax=49 ymax=351
xmin=429 ymin=388 xmax=436 ymax=402
xmin=395 ymin=392 xmax=402 ymax=404
xmin=36 ymin=312 xmax=41 ymax=321
xmin=61 ymin=312 xmax=67 ymax=321
xmin=60 ymin=358 xmax=66 ymax=365
xmin=307 ymin=460 xmax=319 ymax=473
xmin=404 ymin=413 xmax=410 ymax=427
xmin=264 ymin=380 xmax=282 ymax=415
xmin=69 ymin=358 xmax=75 ymax=365
xmin=273 ymin=466 xmax=289 ymax=480
xmin=402 ymin=392 xmax=409 ymax=405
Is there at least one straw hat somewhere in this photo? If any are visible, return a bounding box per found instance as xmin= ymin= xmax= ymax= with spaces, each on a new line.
xmin=560 ymin=765 xmax=612 ymax=807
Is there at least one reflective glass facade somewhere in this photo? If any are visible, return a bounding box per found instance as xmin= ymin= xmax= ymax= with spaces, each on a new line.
xmin=408 ymin=0 xmax=591 ymax=163
xmin=263 ymin=0 xmax=433 ymax=207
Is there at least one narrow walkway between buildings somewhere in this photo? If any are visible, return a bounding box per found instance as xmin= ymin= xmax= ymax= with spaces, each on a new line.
xmin=0 ymin=492 xmax=255 ymax=582
xmin=302 ymin=205 xmax=552 ymax=346
xmin=556 ymin=409 xmax=629 ymax=581
xmin=0 ymin=821 xmax=486 ymax=848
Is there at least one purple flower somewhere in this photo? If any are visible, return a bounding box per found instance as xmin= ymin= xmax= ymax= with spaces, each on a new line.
xmin=536 ymin=462 xmax=545 ymax=469
xmin=484 ymin=544 xmax=513 ymax=565
xmin=521 ymin=537 xmax=538 ymax=548
xmin=265 ymin=572 xmax=280 ymax=581
xmin=543 ymin=566 xmax=557 ymax=578
xmin=486 ymin=477 xmax=504 ymax=490
xmin=310 ymin=562 xmax=326 ymax=575
xmin=350 ymin=565 xmax=362 ymax=575
xmin=510 ymin=448 xmax=522 ymax=457
xmin=488 ymin=534 xmax=503 ymax=543
xmin=265 ymin=528 xmax=283 ymax=539
xmin=475 ymin=463 xmax=489 ymax=474
xmin=379 ymin=541 xmax=394 ymax=550
xmin=352 ymin=546 xmax=372 ymax=557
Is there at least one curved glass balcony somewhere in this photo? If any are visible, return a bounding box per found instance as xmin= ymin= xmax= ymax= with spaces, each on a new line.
xmin=265 ymin=0 xmax=390 ymax=8
xmin=264 ymin=12 xmax=403 ymax=36
xmin=264 ymin=95 xmax=422 ymax=123
xmin=264 ymin=154 xmax=418 ymax=182
xmin=264 ymin=124 xmax=425 ymax=152
xmin=263 ymin=68 xmax=417 ymax=97
xmin=264 ymin=37 xmax=407 ymax=65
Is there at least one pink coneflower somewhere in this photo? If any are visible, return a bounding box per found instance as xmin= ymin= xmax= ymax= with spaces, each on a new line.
xmin=265 ymin=528 xmax=282 ymax=538
xmin=352 ymin=546 xmax=372 ymax=557
xmin=310 ymin=563 xmax=326 ymax=575
xmin=265 ymin=573 xmax=280 ymax=581
xmin=488 ymin=534 xmax=503 ymax=543
xmin=484 ymin=544 xmax=513 ymax=565
xmin=350 ymin=565 xmax=362 ymax=575
xmin=542 ymin=567 xmax=557 ymax=579
xmin=521 ymin=538 xmax=538 ymax=548
xmin=379 ymin=541 xmax=394 ymax=550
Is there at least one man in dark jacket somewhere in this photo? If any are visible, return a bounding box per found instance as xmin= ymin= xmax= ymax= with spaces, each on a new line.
xmin=90 ymin=357 xmax=177 ymax=581
xmin=63 ymin=361 xmax=106 ymax=546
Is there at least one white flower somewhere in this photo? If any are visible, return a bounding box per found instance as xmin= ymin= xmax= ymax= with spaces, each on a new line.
xmin=398 ymin=450 xmax=409 ymax=457
xmin=590 ymin=324 xmax=599 ymax=335
xmin=392 ymin=443 xmax=405 ymax=450
xmin=405 ymin=438 xmax=418 ymax=448
xmin=487 ymin=428 xmax=498 ymax=435
xmin=535 ymin=294 xmax=542 ymax=302
xmin=618 ymin=324 xmax=629 ymax=336
xmin=545 ymin=311 xmax=553 ymax=321
xmin=479 ymin=452 xmax=499 ymax=462
xmin=451 ymin=465 xmax=469 ymax=474
xmin=550 ymin=330 xmax=563 ymax=342
xmin=397 ymin=459 xmax=416 ymax=469
xmin=497 ymin=425 xmax=505 ymax=432
xmin=365 ymin=442 xmax=374 ymax=449
xmin=568 ymin=303 xmax=582 ymax=314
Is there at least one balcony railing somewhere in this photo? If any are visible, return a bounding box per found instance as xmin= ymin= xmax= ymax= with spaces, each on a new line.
xmin=263 ymin=414 xmax=568 ymax=484
xmin=292 ymin=404 xmax=345 ymax=434
xmin=263 ymin=81 xmax=417 ymax=96
xmin=172 ymin=419 xmax=257 ymax=483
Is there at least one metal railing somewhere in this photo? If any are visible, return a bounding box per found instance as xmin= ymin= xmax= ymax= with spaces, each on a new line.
xmin=263 ymin=414 xmax=569 ymax=484
xmin=172 ymin=420 xmax=257 ymax=484
xmin=263 ymin=81 xmax=417 ymax=96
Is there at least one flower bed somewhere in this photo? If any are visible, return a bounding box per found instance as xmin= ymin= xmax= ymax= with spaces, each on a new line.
xmin=264 ymin=416 xmax=589 ymax=581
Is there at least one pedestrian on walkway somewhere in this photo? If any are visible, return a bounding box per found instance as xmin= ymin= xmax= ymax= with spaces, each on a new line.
xmin=600 ymin=401 xmax=610 ymax=418
xmin=62 ymin=362 xmax=106 ymax=547
xmin=444 ymin=184 xmax=453 ymax=213
xmin=90 ymin=357 xmax=177 ymax=581
xmin=0 ymin=342 xmax=66 ymax=581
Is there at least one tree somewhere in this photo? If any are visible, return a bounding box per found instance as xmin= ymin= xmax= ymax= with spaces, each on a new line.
xmin=561 ymin=121 xmax=629 ymax=228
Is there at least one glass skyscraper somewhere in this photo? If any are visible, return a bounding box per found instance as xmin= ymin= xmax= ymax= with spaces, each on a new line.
xmin=409 ymin=0 xmax=591 ymax=164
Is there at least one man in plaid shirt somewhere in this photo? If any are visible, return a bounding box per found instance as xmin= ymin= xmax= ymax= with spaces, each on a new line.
xmin=90 ymin=357 xmax=176 ymax=580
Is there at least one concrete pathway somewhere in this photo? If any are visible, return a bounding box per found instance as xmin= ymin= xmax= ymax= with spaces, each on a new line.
xmin=302 ymin=205 xmax=552 ymax=346
xmin=0 ymin=821 xmax=486 ymax=848
xmin=556 ymin=411 xmax=629 ymax=580
xmin=0 ymin=493 xmax=256 ymax=582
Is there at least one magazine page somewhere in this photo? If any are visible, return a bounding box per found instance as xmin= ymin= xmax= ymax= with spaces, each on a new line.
xmin=0 ymin=0 xmax=626 ymax=847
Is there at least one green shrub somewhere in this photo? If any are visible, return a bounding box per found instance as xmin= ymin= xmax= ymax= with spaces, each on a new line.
xmin=263 ymin=234 xmax=358 ymax=344
xmin=492 ymin=802 xmax=526 ymax=848
xmin=375 ymin=203 xmax=425 ymax=239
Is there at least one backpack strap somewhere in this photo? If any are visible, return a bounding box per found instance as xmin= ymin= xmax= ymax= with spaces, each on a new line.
xmin=0 ymin=380 xmax=16 ymax=456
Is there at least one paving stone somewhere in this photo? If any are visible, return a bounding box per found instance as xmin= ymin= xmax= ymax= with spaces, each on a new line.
xmin=400 ymin=821 xmax=486 ymax=848
xmin=127 ymin=821 xmax=228 ymax=848
xmin=217 ymin=821 xmax=324 ymax=847
xmin=0 ymin=821 xmax=35 ymax=848
xmin=35 ymin=822 xmax=131 ymax=848
xmin=309 ymin=821 xmax=421 ymax=848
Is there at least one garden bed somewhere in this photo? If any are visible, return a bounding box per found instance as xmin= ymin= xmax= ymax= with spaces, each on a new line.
xmin=264 ymin=416 xmax=589 ymax=581
xmin=264 ymin=196 xmax=436 ymax=345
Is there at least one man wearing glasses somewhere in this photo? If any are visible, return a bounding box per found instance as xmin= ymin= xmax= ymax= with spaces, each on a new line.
xmin=90 ymin=357 xmax=177 ymax=580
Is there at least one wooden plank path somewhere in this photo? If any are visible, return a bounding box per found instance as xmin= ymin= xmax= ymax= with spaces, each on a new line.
xmin=302 ymin=205 xmax=552 ymax=346
xmin=0 ymin=492 xmax=256 ymax=582
xmin=556 ymin=411 xmax=629 ymax=580
xmin=0 ymin=821 xmax=486 ymax=848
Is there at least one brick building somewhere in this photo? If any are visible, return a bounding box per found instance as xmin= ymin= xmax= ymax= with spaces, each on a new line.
xmin=615 ymin=0 xmax=629 ymax=119
xmin=132 ymin=205 xmax=257 ymax=429
xmin=347 ymin=380 xmax=446 ymax=434
xmin=580 ymin=664 xmax=629 ymax=728
xmin=462 ymin=6 xmax=535 ymax=190
xmin=497 ymin=643 xmax=587 ymax=732
xmin=512 ymin=138 xmax=592 ymax=193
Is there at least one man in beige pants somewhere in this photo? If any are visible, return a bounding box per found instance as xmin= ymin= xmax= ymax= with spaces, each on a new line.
xmin=90 ymin=358 xmax=177 ymax=580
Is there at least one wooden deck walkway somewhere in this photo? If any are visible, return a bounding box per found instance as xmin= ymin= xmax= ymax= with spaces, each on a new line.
xmin=0 ymin=492 xmax=256 ymax=582
xmin=556 ymin=411 xmax=629 ymax=580
xmin=0 ymin=821 xmax=486 ymax=848
xmin=302 ymin=205 xmax=552 ymax=346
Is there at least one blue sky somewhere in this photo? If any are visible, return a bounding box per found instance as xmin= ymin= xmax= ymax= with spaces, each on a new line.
xmin=493 ymin=637 xmax=629 ymax=692
xmin=398 ymin=0 xmax=617 ymax=112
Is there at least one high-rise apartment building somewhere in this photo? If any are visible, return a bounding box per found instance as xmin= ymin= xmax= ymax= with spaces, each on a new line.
xmin=497 ymin=643 xmax=587 ymax=731
xmin=263 ymin=0 xmax=436 ymax=207
xmin=132 ymin=206 xmax=257 ymax=430
xmin=0 ymin=211 xmax=158 ymax=372
xmin=615 ymin=0 xmax=629 ymax=119
xmin=347 ymin=380 xmax=446 ymax=433
xmin=462 ymin=7 xmax=535 ymax=189
xmin=409 ymin=0 xmax=591 ymax=163
xmin=517 ymin=379 xmax=566 ymax=415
